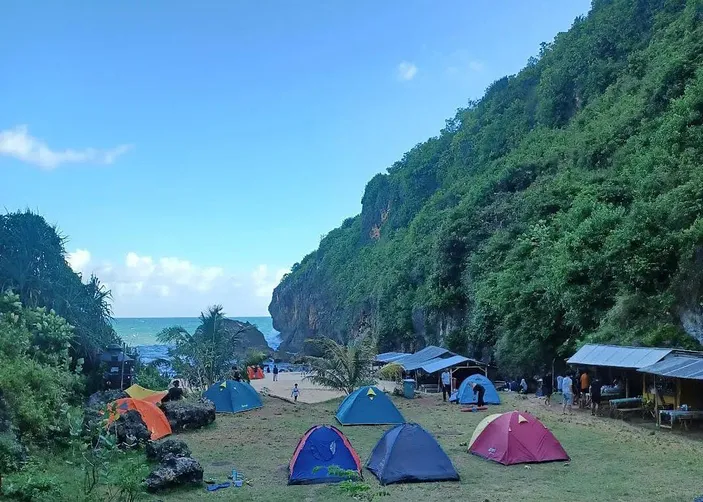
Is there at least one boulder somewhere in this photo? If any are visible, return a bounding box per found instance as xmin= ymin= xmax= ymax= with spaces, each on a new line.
xmin=161 ymin=400 xmax=215 ymax=431
xmin=86 ymin=389 xmax=128 ymax=409
xmin=112 ymin=409 xmax=151 ymax=446
xmin=145 ymin=455 xmax=204 ymax=492
xmin=146 ymin=439 xmax=191 ymax=463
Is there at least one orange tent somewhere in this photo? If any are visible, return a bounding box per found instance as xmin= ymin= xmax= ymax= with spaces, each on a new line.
xmin=255 ymin=367 xmax=264 ymax=379
xmin=108 ymin=398 xmax=172 ymax=440
xmin=247 ymin=366 xmax=256 ymax=380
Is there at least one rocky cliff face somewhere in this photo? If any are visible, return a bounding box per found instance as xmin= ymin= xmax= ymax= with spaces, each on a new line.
xmin=221 ymin=319 xmax=272 ymax=355
xmin=269 ymin=0 xmax=703 ymax=371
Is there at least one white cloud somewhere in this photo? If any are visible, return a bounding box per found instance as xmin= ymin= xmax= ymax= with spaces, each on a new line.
xmin=467 ymin=60 xmax=485 ymax=72
xmin=0 ymin=125 xmax=132 ymax=170
xmin=396 ymin=61 xmax=418 ymax=81
xmin=67 ymin=249 xmax=289 ymax=317
xmin=67 ymin=249 xmax=92 ymax=275
xmin=252 ymin=265 xmax=288 ymax=298
xmin=444 ymin=50 xmax=485 ymax=79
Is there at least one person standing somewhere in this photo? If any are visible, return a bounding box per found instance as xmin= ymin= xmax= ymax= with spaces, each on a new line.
xmin=441 ymin=370 xmax=451 ymax=402
xmin=580 ymin=370 xmax=590 ymax=408
xmin=590 ymin=376 xmax=602 ymax=416
xmin=471 ymin=382 xmax=486 ymax=407
xmin=273 ymin=364 xmax=279 ymax=382
xmin=557 ymin=374 xmax=564 ymax=394
xmin=562 ymin=373 xmax=574 ymax=415
xmin=520 ymin=378 xmax=528 ymax=394
xmin=291 ymin=383 xmax=300 ymax=402
xmin=543 ymin=373 xmax=553 ymax=406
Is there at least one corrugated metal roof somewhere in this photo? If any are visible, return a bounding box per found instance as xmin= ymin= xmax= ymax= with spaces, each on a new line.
xmin=375 ymin=352 xmax=409 ymax=363
xmin=567 ymin=344 xmax=672 ymax=369
xmin=421 ymin=355 xmax=470 ymax=374
xmin=638 ymin=355 xmax=703 ymax=380
xmin=394 ymin=346 xmax=453 ymax=371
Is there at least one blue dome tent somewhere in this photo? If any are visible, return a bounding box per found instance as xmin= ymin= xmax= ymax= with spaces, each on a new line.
xmin=335 ymin=386 xmax=404 ymax=425
xmin=288 ymin=425 xmax=362 ymax=485
xmin=203 ymin=380 xmax=262 ymax=414
xmin=366 ymin=423 xmax=460 ymax=485
xmin=456 ymin=374 xmax=500 ymax=405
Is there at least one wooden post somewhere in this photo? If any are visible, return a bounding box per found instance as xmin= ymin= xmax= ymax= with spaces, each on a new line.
xmin=654 ymin=374 xmax=659 ymax=427
xmin=676 ymin=379 xmax=681 ymax=409
xmin=626 ymin=376 xmax=630 ymax=398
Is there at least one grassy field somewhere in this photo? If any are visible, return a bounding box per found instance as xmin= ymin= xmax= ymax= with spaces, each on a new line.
xmin=10 ymin=393 xmax=703 ymax=501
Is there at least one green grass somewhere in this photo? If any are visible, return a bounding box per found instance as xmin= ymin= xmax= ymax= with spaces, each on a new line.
xmin=7 ymin=393 xmax=703 ymax=501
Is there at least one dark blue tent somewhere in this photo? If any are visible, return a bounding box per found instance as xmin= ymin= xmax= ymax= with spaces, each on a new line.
xmin=366 ymin=423 xmax=459 ymax=485
xmin=203 ymin=380 xmax=262 ymax=413
xmin=288 ymin=425 xmax=362 ymax=485
xmin=335 ymin=386 xmax=404 ymax=425
xmin=457 ymin=374 xmax=501 ymax=405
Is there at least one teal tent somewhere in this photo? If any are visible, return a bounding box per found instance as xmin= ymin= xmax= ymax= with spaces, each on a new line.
xmin=336 ymin=386 xmax=404 ymax=425
xmin=203 ymin=380 xmax=262 ymax=413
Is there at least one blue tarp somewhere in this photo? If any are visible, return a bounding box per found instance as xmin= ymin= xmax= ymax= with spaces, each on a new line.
xmin=203 ymin=380 xmax=262 ymax=413
xmin=336 ymin=386 xmax=404 ymax=425
xmin=288 ymin=425 xmax=361 ymax=485
xmin=567 ymin=344 xmax=671 ymax=369
xmin=366 ymin=423 xmax=460 ymax=485
xmin=457 ymin=374 xmax=501 ymax=405
xmin=638 ymin=354 xmax=703 ymax=380
xmin=421 ymin=355 xmax=470 ymax=374
xmin=375 ymin=352 xmax=409 ymax=363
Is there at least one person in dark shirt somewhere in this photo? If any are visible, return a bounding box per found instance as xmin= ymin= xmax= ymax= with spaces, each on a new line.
xmin=273 ymin=365 xmax=279 ymax=382
xmin=163 ymin=380 xmax=184 ymax=402
xmin=543 ymin=373 xmax=553 ymax=406
xmin=471 ymin=382 xmax=486 ymax=407
xmin=590 ymin=377 xmax=602 ymax=416
xmin=231 ymin=366 xmax=242 ymax=382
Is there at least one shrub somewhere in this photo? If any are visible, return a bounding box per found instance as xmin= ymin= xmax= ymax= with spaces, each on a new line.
xmin=377 ymin=363 xmax=403 ymax=383
xmin=134 ymin=364 xmax=170 ymax=391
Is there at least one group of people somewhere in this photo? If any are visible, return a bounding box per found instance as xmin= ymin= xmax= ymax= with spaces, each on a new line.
xmin=548 ymin=370 xmax=603 ymax=416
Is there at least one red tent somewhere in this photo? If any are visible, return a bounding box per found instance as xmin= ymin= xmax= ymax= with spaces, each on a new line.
xmin=469 ymin=411 xmax=569 ymax=465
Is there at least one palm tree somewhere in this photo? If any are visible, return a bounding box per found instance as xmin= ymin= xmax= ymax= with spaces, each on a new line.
xmin=305 ymin=336 xmax=377 ymax=395
xmin=157 ymin=305 xmax=248 ymax=388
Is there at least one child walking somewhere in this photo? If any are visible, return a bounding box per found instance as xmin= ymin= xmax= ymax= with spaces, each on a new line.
xmin=291 ymin=383 xmax=300 ymax=402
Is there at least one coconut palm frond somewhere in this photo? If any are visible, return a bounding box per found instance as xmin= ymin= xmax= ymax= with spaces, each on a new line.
xmin=304 ymin=336 xmax=377 ymax=395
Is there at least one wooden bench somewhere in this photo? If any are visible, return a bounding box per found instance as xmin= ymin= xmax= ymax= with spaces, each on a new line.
xmin=659 ymin=410 xmax=703 ymax=430
xmin=607 ymin=397 xmax=644 ymax=419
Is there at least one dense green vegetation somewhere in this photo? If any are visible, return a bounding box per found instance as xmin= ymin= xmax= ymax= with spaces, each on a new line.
xmin=271 ymin=0 xmax=703 ymax=374
xmin=0 ymin=211 xmax=118 ymax=368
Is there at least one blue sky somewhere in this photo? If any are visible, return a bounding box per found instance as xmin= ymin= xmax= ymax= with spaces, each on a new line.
xmin=1 ymin=0 xmax=591 ymax=317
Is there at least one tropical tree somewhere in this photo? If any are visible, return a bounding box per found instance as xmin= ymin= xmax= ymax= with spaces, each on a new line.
xmin=0 ymin=210 xmax=118 ymax=367
xmin=304 ymin=336 xmax=377 ymax=395
xmin=157 ymin=305 xmax=250 ymax=388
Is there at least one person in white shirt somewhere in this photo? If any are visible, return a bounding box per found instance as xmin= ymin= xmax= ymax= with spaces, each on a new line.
xmin=561 ymin=373 xmax=574 ymax=415
xmin=441 ymin=370 xmax=452 ymax=402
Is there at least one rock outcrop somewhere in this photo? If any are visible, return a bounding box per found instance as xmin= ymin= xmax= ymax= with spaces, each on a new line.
xmin=161 ymin=400 xmax=215 ymax=431
xmin=146 ymin=438 xmax=191 ymax=463
xmin=226 ymin=318 xmax=273 ymax=355
xmin=86 ymin=389 xmax=128 ymax=409
xmin=145 ymin=438 xmax=204 ymax=492
xmin=112 ymin=410 xmax=151 ymax=446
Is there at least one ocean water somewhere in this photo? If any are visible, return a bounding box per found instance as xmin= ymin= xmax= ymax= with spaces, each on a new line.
xmin=112 ymin=316 xmax=281 ymax=364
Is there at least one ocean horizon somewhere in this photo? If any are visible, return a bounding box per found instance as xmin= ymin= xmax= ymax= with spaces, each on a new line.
xmin=112 ymin=316 xmax=281 ymax=364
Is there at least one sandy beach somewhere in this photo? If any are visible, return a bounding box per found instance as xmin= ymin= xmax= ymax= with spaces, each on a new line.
xmin=248 ymin=371 xmax=399 ymax=403
xmin=248 ymin=371 xmax=344 ymax=403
